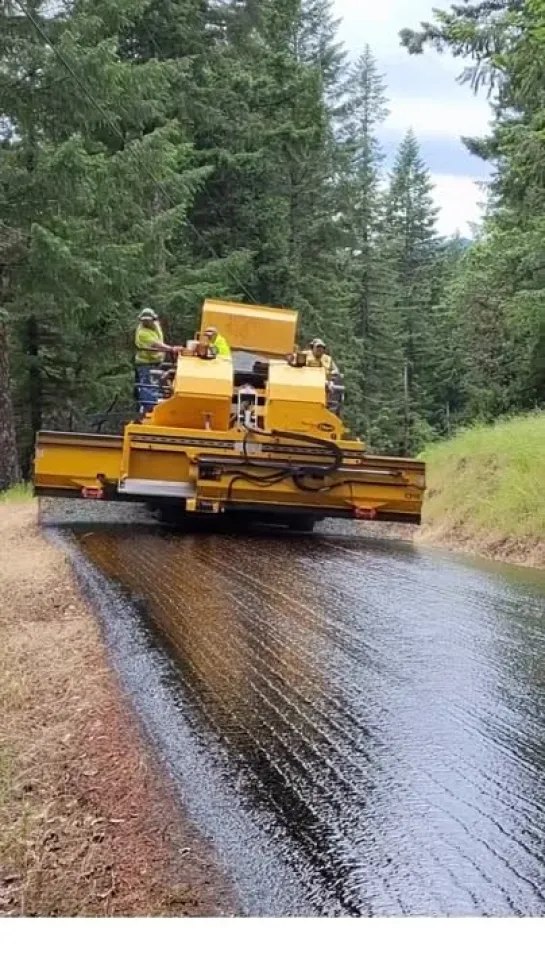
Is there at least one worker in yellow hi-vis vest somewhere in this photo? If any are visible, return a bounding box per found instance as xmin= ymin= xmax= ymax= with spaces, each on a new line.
xmin=305 ymin=338 xmax=339 ymax=379
xmin=203 ymin=325 xmax=232 ymax=359
xmin=134 ymin=308 xmax=181 ymax=413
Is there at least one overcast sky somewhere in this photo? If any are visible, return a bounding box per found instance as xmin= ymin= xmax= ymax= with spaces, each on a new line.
xmin=333 ymin=0 xmax=493 ymax=236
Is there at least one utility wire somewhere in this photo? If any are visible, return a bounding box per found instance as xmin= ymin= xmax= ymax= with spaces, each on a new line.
xmin=11 ymin=0 xmax=260 ymax=305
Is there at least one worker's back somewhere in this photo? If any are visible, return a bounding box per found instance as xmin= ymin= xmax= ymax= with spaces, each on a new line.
xmin=135 ymin=321 xmax=165 ymax=365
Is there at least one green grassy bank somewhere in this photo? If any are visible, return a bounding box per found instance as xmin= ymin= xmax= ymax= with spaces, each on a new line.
xmin=420 ymin=412 xmax=545 ymax=568
xmin=0 ymin=483 xmax=33 ymax=503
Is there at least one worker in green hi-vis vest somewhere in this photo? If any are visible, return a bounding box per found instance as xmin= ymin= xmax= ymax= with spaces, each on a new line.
xmin=134 ymin=308 xmax=181 ymax=414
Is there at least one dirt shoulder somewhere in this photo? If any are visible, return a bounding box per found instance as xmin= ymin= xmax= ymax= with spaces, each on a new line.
xmin=351 ymin=521 xmax=545 ymax=570
xmin=417 ymin=526 xmax=545 ymax=570
xmin=0 ymin=502 xmax=235 ymax=916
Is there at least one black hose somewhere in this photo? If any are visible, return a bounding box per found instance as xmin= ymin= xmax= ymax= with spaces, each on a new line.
xmin=226 ymin=470 xmax=290 ymax=502
xmin=270 ymin=428 xmax=343 ymax=476
xmin=292 ymin=478 xmax=364 ymax=494
xmin=266 ymin=428 xmax=343 ymax=491
xmin=242 ymin=427 xmax=342 ymax=475
xmin=225 ymin=428 xmax=345 ymax=503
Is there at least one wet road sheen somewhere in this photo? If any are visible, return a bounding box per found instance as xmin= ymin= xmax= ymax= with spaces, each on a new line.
xmin=73 ymin=519 xmax=545 ymax=915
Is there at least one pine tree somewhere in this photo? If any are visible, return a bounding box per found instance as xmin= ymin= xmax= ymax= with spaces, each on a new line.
xmin=336 ymin=46 xmax=395 ymax=445
xmin=382 ymin=130 xmax=440 ymax=454
xmin=339 ymin=46 xmax=388 ymax=335
xmin=122 ymin=0 xmax=351 ymax=345
xmin=400 ymin=0 xmax=545 ymax=425
xmin=283 ymin=0 xmax=348 ymax=340
xmin=0 ymin=0 xmax=223 ymax=467
xmin=189 ymin=1 xmax=347 ymax=322
xmin=417 ymin=236 xmax=468 ymax=436
xmin=297 ymin=0 xmax=345 ymax=94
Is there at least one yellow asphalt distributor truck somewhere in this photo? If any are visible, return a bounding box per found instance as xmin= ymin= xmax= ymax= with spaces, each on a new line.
xmin=33 ymin=300 xmax=425 ymax=531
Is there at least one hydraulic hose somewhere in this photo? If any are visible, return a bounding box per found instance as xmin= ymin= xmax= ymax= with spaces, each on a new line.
xmin=226 ymin=469 xmax=289 ymax=502
xmin=226 ymin=427 xmax=344 ymax=499
xmin=242 ymin=427 xmax=342 ymax=474
xmin=270 ymin=428 xmax=343 ymax=477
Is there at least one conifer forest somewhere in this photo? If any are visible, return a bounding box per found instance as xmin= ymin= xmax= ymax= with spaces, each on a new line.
xmin=1 ymin=0 xmax=543 ymax=485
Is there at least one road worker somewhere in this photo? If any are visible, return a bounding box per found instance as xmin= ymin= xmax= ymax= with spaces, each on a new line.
xmin=134 ymin=308 xmax=180 ymax=413
xmin=203 ymin=325 xmax=232 ymax=359
xmin=305 ymin=338 xmax=339 ymax=380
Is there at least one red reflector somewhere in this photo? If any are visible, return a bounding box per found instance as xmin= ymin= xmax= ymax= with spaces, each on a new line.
xmin=81 ymin=487 xmax=103 ymax=500
xmin=354 ymin=507 xmax=377 ymax=520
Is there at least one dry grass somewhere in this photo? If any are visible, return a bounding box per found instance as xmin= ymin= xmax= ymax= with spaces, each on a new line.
xmin=418 ymin=413 xmax=545 ymax=568
xmin=0 ymin=503 xmax=233 ymax=916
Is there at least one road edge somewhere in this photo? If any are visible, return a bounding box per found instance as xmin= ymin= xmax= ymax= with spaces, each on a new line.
xmin=0 ymin=502 xmax=236 ymax=916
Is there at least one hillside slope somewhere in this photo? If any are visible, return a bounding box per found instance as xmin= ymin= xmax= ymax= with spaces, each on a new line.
xmin=419 ymin=413 xmax=545 ymax=568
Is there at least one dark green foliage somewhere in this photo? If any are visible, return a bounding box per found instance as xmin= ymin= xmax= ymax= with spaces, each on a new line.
xmin=0 ymin=0 xmax=235 ymax=471
xmin=1 ymin=0 xmax=541 ymax=485
xmin=401 ymin=0 xmax=545 ymax=431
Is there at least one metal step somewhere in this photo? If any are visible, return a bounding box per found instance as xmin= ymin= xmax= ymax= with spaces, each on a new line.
xmin=117 ymin=478 xmax=196 ymax=499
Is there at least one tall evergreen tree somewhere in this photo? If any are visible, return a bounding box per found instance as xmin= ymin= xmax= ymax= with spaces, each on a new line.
xmin=0 ymin=0 xmax=229 ymax=466
xmin=186 ymin=1 xmax=349 ymax=333
xmin=416 ymin=235 xmax=468 ymax=436
xmin=297 ymin=0 xmax=345 ymax=93
xmin=336 ymin=47 xmax=394 ymax=443
xmin=383 ymin=130 xmax=440 ymax=453
xmin=339 ymin=46 xmax=388 ymax=340
xmin=401 ymin=0 xmax=545 ymax=425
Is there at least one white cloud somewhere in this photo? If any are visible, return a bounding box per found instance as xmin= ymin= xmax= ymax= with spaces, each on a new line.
xmin=431 ymin=175 xmax=487 ymax=237
xmin=382 ymin=95 xmax=491 ymax=140
xmin=333 ymin=0 xmax=493 ymax=234
xmin=334 ymin=0 xmax=432 ymax=55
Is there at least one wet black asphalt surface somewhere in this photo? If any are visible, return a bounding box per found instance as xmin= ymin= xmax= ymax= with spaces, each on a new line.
xmin=43 ymin=501 xmax=545 ymax=915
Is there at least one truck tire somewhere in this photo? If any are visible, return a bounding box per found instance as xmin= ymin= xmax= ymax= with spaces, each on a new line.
xmin=286 ymin=514 xmax=316 ymax=534
xmin=155 ymin=501 xmax=187 ymax=526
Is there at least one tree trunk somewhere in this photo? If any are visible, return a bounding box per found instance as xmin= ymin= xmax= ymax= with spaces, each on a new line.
xmin=26 ymin=314 xmax=43 ymax=443
xmin=0 ymin=316 xmax=21 ymax=490
xmin=403 ymin=358 xmax=410 ymax=457
xmin=16 ymin=315 xmax=43 ymax=479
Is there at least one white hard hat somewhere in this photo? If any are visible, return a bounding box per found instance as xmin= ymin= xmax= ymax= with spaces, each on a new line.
xmin=139 ymin=307 xmax=157 ymax=321
xmin=313 ymin=338 xmax=326 ymax=348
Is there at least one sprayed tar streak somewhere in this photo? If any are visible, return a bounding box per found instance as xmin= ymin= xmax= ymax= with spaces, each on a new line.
xmin=44 ymin=504 xmax=545 ymax=916
xmin=48 ymin=528 xmax=335 ymax=916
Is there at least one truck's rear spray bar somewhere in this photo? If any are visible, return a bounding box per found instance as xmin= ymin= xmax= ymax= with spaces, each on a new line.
xmin=33 ymin=428 xmax=424 ymax=524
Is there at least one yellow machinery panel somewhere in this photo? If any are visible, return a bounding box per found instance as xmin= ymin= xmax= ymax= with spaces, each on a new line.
xmin=149 ymin=354 xmax=232 ymax=431
xmin=267 ymin=361 xmax=326 ymax=405
xmin=266 ymin=400 xmax=344 ymax=438
xmin=265 ymin=362 xmax=343 ymax=437
xmin=34 ymin=432 xmax=122 ymax=494
xmin=196 ymin=464 xmax=425 ymax=518
xmin=122 ymin=440 xmax=192 ymax=485
xmin=34 ymin=424 xmax=425 ymax=522
xmin=200 ymin=299 xmax=298 ymax=355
